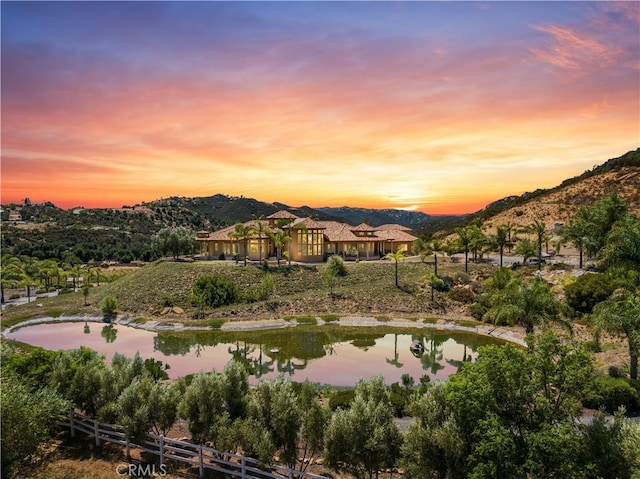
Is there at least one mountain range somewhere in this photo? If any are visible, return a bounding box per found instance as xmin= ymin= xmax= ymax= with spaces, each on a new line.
xmin=1 ymin=148 xmax=638 ymax=262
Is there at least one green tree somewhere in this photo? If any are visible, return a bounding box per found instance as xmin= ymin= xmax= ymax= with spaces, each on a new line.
xmin=492 ymin=224 xmax=514 ymax=268
xmin=117 ymin=375 xmax=180 ymax=443
xmin=295 ymin=381 xmax=330 ymax=473
xmin=592 ymin=288 xmax=640 ymax=380
xmin=526 ymin=220 xmax=547 ymax=271
xmin=564 ymin=272 xmax=619 ymax=314
xmin=177 ymin=362 xmax=249 ymax=448
xmin=324 ymin=376 xmax=402 ymax=479
xmin=247 ymin=376 xmax=301 ymax=468
xmin=82 ymin=284 xmax=90 ymax=306
xmin=484 ymin=277 xmax=568 ymax=334
xmin=191 ymin=275 xmax=238 ymax=308
xmin=100 ymin=295 xmax=118 ymax=318
xmin=0 ymin=255 xmax=24 ymax=303
xmin=412 ymin=237 xmax=432 ymax=265
xmin=514 ymin=237 xmax=537 ymax=265
xmin=324 ymin=255 xmax=348 ymax=297
xmin=598 ymin=213 xmax=640 ymax=272
xmin=268 ymin=228 xmax=292 ymax=266
xmin=401 ymin=382 xmax=465 ymax=479
xmin=151 ymin=226 xmax=195 ymax=261
xmin=454 ymin=227 xmax=472 ymax=273
xmin=445 ymin=332 xmax=594 ymax=479
xmin=1 ymin=374 xmax=70 ymax=471
xmin=386 ymin=247 xmax=405 ymax=288
xmin=563 ymin=213 xmax=591 ymax=268
xmin=230 ymin=222 xmax=256 ymax=266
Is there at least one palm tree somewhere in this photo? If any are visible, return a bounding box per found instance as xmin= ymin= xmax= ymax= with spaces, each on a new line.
xmin=563 ymin=215 xmax=589 ymax=269
xmin=492 ymin=225 xmax=512 ymax=268
xmin=454 ymin=227 xmax=472 ymax=273
xmin=251 ymin=214 xmax=270 ymax=262
xmin=269 ymin=229 xmax=292 ymax=266
xmin=468 ymin=226 xmax=488 ymax=263
xmin=430 ymin=239 xmax=446 ymax=276
xmin=386 ymin=247 xmax=405 ymax=288
xmin=593 ymin=289 xmax=640 ymax=380
xmin=598 ymin=214 xmax=640 ymax=272
xmin=230 ymin=222 xmax=256 ymax=266
xmin=526 ymin=220 xmax=546 ymax=271
xmin=484 ymin=277 xmax=569 ymax=334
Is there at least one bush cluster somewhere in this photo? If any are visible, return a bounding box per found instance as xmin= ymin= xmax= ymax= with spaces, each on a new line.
xmin=564 ymin=273 xmax=619 ymax=314
xmin=191 ymin=275 xmax=238 ymax=308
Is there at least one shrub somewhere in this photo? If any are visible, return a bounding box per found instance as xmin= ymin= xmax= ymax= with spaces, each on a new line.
xmin=295 ymin=315 xmax=317 ymax=325
xmin=207 ymin=318 xmax=226 ymax=329
xmin=433 ymin=275 xmax=453 ymax=292
xmin=256 ymin=273 xmax=275 ymax=300
xmin=191 ymin=275 xmax=238 ymax=308
xmin=321 ymin=314 xmax=339 ymax=322
xmin=448 ymin=286 xmax=476 ymax=303
xmin=583 ymin=376 xmax=640 ymax=413
xmin=565 ymin=273 xmax=619 ymax=314
xmin=100 ymin=295 xmax=118 ymax=317
xmin=218 ymin=253 xmax=226 ymax=260
xmin=609 ymin=366 xmax=627 ymax=378
xmin=161 ymin=293 xmax=175 ymax=307
xmin=329 ymin=389 xmax=355 ymax=410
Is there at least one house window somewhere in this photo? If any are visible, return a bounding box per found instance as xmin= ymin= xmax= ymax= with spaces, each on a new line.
xmin=297 ymin=229 xmax=323 ymax=256
xmin=224 ymin=243 xmax=237 ymax=255
xmin=249 ymin=239 xmax=259 ymax=253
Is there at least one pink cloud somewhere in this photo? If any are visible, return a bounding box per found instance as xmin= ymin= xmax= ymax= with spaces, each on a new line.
xmin=530 ymin=24 xmax=621 ymax=72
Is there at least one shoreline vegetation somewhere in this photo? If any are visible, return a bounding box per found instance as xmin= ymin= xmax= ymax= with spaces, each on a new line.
xmin=0 ymin=258 xmax=626 ymax=373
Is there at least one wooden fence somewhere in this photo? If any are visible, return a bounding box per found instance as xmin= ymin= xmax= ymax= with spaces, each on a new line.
xmin=59 ymin=411 xmax=328 ymax=479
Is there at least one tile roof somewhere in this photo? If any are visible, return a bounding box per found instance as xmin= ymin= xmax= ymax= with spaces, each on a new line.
xmin=267 ymin=210 xmax=299 ymax=219
xmin=376 ymin=224 xmax=412 ymax=232
xmin=291 ymin=217 xmax=326 ymax=229
xmin=196 ymin=218 xmax=417 ymax=244
xmin=351 ymin=222 xmax=377 ymax=232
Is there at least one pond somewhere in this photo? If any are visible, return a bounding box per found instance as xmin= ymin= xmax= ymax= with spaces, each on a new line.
xmin=6 ymin=322 xmax=507 ymax=386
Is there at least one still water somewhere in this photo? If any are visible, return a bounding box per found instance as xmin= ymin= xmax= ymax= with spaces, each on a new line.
xmin=7 ymin=322 xmax=506 ymax=386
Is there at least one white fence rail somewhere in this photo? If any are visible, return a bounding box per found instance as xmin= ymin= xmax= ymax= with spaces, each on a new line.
xmin=59 ymin=411 xmax=328 ymax=479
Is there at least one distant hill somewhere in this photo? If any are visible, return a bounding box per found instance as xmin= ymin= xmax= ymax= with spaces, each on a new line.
xmin=416 ymin=148 xmax=640 ymax=237
xmin=2 ymin=148 xmax=637 ymax=260
xmin=316 ymin=206 xmax=453 ymax=228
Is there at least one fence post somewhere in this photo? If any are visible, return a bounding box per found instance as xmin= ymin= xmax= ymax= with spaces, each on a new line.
xmin=198 ymin=444 xmax=204 ymax=479
xmin=125 ymin=439 xmax=130 ymax=459
xmin=93 ymin=418 xmax=100 ymax=446
xmin=241 ymin=455 xmax=246 ymax=478
xmin=69 ymin=410 xmax=76 ymax=438
xmin=159 ymin=435 xmax=164 ymax=466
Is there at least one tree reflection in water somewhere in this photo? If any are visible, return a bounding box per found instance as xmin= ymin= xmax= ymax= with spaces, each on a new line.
xmin=385 ymin=334 xmax=404 ymax=368
xmin=101 ymin=324 xmax=117 ymax=343
xmin=142 ymin=326 xmax=503 ymax=381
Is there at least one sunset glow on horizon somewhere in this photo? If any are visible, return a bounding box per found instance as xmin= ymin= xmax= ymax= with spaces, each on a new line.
xmin=1 ymin=2 xmax=638 ymax=215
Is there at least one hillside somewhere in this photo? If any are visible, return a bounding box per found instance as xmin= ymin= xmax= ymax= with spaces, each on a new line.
xmin=316 ymin=206 xmax=462 ymax=228
xmin=417 ymin=148 xmax=640 ymax=236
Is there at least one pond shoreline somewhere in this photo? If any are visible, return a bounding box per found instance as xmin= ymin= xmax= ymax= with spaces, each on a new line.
xmin=1 ymin=312 xmax=527 ymax=347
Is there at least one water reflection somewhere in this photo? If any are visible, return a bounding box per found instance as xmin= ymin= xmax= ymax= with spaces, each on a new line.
xmin=8 ymin=323 xmax=504 ymax=386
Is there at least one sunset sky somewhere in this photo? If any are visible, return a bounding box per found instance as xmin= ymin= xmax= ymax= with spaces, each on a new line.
xmin=1 ymin=2 xmax=638 ymax=215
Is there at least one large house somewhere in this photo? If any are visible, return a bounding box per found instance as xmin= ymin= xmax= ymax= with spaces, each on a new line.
xmin=195 ymin=210 xmax=417 ymax=263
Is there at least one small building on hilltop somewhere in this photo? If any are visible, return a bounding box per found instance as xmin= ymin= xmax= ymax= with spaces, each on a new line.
xmin=195 ymin=210 xmax=417 ymax=262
